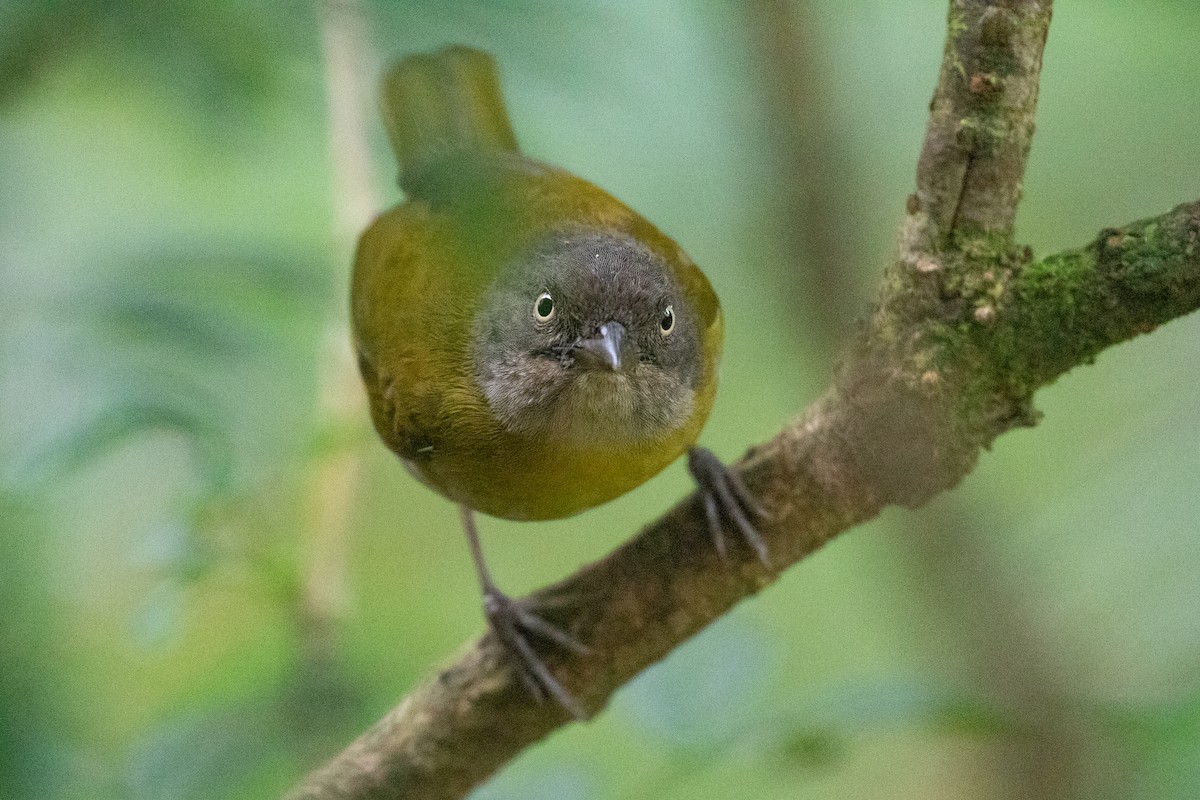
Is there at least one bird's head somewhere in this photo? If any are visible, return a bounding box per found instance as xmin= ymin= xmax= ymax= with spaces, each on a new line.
xmin=472 ymin=229 xmax=704 ymax=446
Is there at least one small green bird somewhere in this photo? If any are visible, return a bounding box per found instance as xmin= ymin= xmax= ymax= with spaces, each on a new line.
xmin=351 ymin=46 xmax=765 ymax=715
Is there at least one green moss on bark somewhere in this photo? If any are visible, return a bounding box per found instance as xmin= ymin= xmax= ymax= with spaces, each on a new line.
xmin=930 ymin=201 xmax=1200 ymax=443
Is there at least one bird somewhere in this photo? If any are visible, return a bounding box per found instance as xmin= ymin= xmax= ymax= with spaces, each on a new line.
xmin=351 ymin=45 xmax=766 ymax=717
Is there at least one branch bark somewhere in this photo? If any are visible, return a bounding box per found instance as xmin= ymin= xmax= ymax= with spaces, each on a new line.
xmin=745 ymin=3 xmax=1100 ymax=796
xmin=288 ymin=2 xmax=1200 ymax=798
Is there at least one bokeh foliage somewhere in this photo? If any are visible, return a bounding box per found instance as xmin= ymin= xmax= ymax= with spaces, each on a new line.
xmin=1 ymin=1 xmax=1198 ymax=799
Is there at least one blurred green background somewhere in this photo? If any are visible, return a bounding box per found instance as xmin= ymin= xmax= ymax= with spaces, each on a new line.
xmin=2 ymin=1 xmax=1199 ymax=798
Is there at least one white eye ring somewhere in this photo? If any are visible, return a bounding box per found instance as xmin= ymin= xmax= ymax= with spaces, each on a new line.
xmin=533 ymin=292 xmax=555 ymax=322
xmin=660 ymin=304 xmax=675 ymax=336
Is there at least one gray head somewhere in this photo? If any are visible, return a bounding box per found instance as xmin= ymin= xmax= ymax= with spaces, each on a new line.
xmin=472 ymin=229 xmax=703 ymax=446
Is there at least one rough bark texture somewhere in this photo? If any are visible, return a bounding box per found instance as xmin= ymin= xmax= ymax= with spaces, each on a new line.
xmin=287 ymin=2 xmax=1200 ymax=798
xmin=744 ymin=4 xmax=1099 ymax=795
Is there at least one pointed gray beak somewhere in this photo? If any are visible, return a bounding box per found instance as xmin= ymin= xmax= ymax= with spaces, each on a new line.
xmin=574 ymin=321 xmax=628 ymax=371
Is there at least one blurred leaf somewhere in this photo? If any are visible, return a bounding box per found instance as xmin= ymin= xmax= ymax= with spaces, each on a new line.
xmin=87 ymin=294 xmax=269 ymax=362
xmin=761 ymin=677 xmax=1015 ymax=773
xmin=937 ymin=695 xmax=1016 ymax=736
xmin=783 ymin=676 xmax=1015 ymax=733
xmin=20 ymin=243 xmax=328 ymax=494
xmin=1110 ymin=697 xmax=1200 ymax=745
xmin=774 ymin=728 xmax=847 ymax=771
xmin=113 ymin=248 xmax=329 ymax=316
xmin=20 ymin=401 xmax=234 ymax=493
xmin=79 ymin=248 xmax=327 ymax=353
xmin=125 ymin=700 xmax=282 ymax=800
xmin=1101 ymin=696 xmax=1200 ymax=799
xmin=617 ymin=612 xmax=774 ymax=752
xmin=1 ymin=0 xmax=290 ymax=121
xmin=0 ymin=0 xmax=99 ymax=105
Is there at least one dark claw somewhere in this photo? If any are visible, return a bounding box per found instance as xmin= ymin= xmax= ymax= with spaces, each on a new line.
xmin=687 ymin=446 xmax=771 ymax=568
xmin=482 ymin=588 xmax=589 ymax=719
xmin=703 ymin=492 xmax=726 ymax=563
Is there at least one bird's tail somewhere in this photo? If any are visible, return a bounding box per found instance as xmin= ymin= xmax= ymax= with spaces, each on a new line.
xmin=381 ymin=46 xmax=519 ymax=194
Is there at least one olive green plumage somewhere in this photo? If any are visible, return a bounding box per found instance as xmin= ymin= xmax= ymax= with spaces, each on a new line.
xmin=351 ymin=46 xmax=724 ymax=521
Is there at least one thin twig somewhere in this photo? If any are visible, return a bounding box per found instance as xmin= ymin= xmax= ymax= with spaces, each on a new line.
xmin=284 ymin=0 xmax=381 ymax=758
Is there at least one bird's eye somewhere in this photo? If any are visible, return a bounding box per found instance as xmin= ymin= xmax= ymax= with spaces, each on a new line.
xmin=533 ymin=292 xmax=555 ymax=322
xmin=660 ymin=304 xmax=675 ymax=336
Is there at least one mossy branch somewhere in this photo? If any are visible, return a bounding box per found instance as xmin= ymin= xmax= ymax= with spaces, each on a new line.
xmin=286 ymin=2 xmax=1200 ymax=799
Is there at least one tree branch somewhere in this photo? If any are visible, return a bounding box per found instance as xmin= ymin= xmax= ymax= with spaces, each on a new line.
xmin=287 ymin=2 xmax=1200 ymax=798
xmin=746 ymin=3 xmax=1095 ymax=794
xmin=906 ymin=0 xmax=1051 ymax=248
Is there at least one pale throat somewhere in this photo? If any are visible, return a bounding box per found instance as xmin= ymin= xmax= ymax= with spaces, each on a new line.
xmin=481 ymin=363 xmax=695 ymax=447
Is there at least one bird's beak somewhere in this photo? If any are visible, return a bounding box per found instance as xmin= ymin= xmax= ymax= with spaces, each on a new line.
xmin=574 ymin=321 xmax=630 ymax=372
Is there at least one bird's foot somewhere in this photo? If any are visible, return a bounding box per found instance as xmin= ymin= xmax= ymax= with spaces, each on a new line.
xmin=687 ymin=446 xmax=771 ymax=568
xmin=482 ymin=587 xmax=590 ymax=719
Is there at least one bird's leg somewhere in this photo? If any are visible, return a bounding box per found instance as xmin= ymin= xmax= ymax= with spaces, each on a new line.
xmin=459 ymin=505 xmax=589 ymax=718
xmin=686 ymin=447 xmax=771 ymax=568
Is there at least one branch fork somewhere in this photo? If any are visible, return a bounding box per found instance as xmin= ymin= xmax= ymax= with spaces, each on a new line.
xmin=287 ymin=3 xmax=1200 ymax=798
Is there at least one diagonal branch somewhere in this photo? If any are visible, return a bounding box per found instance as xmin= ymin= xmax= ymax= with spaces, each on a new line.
xmin=287 ymin=2 xmax=1200 ymax=798
xmin=286 ymin=201 xmax=1200 ymax=800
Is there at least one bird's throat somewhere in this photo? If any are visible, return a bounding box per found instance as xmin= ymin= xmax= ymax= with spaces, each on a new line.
xmin=481 ymin=362 xmax=694 ymax=447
